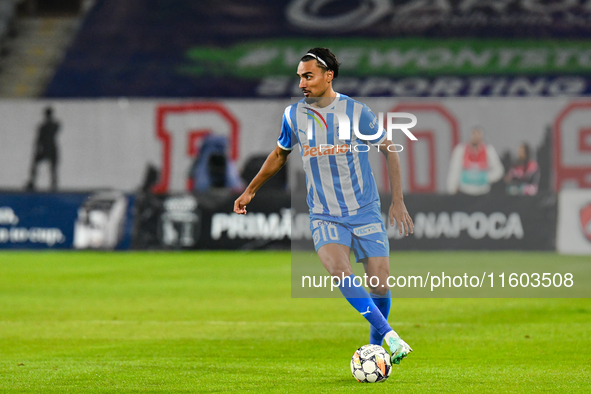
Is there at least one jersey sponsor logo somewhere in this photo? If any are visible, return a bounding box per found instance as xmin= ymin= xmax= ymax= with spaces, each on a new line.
xmin=302 ymin=143 xmax=350 ymax=158
xmin=353 ymin=223 xmax=383 ymax=237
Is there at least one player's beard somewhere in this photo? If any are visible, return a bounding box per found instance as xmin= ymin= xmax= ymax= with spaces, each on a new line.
xmin=303 ymin=84 xmax=330 ymax=104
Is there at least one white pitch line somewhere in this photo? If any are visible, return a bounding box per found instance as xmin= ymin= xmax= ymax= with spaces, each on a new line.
xmin=0 ymin=320 xmax=462 ymax=327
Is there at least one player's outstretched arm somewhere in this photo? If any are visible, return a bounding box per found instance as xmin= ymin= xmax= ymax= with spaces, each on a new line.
xmin=234 ymin=146 xmax=290 ymax=215
xmin=378 ymin=140 xmax=414 ymax=236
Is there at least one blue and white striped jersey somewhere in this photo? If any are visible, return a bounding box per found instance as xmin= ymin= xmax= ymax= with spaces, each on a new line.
xmin=277 ymin=94 xmax=386 ymax=217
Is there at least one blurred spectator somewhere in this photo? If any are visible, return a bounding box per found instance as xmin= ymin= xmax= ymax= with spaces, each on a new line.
xmin=447 ymin=127 xmax=504 ymax=196
xmin=504 ymin=143 xmax=540 ymax=196
xmin=132 ymin=164 xmax=163 ymax=249
xmin=536 ymin=126 xmax=552 ymax=192
xmin=26 ymin=106 xmax=60 ymax=191
xmin=189 ymin=135 xmax=243 ymax=192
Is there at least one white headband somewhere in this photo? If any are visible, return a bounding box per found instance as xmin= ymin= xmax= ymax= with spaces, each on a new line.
xmin=305 ymin=52 xmax=328 ymax=68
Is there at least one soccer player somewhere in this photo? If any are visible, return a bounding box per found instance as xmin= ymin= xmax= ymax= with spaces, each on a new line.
xmin=234 ymin=48 xmax=414 ymax=365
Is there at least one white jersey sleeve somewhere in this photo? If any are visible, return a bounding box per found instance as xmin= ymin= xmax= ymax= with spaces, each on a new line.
xmin=277 ymin=106 xmax=297 ymax=151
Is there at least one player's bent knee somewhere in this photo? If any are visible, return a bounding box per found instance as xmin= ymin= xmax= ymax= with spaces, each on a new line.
xmin=369 ymin=285 xmax=390 ymax=296
xmin=321 ymin=257 xmax=353 ymax=278
xmin=318 ymin=248 xmax=353 ymax=278
xmin=325 ymin=264 xmax=353 ymax=278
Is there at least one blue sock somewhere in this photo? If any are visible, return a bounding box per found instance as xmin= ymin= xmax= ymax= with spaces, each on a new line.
xmin=369 ymin=290 xmax=391 ymax=345
xmin=337 ymin=274 xmax=392 ymax=337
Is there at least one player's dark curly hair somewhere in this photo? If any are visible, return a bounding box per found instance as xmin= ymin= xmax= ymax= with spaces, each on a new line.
xmin=300 ymin=48 xmax=340 ymax=78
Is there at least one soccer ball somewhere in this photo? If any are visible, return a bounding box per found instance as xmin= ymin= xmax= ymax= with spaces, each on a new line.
xmin=350 ymin=344 xmax=392 ymax=383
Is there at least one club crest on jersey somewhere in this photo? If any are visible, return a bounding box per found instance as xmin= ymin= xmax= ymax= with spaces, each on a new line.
xmin=580 ymin=203 xmax=591 ymax=242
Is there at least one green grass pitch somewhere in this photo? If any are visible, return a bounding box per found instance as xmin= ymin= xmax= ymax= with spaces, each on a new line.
xmin=0 ymin=251 xmax=590 ymax=393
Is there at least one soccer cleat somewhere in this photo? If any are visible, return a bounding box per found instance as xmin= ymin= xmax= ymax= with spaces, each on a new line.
xmin=384 ymin=331 xmax=413 ymax=365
